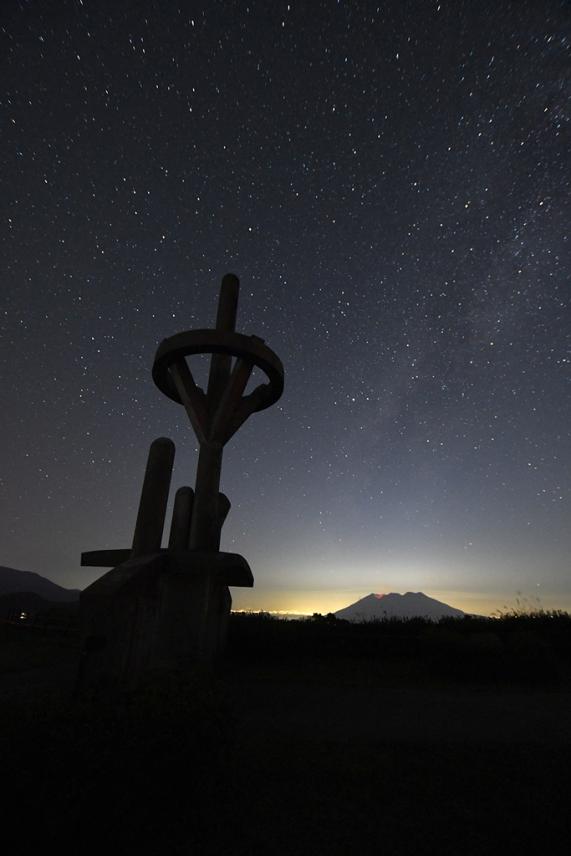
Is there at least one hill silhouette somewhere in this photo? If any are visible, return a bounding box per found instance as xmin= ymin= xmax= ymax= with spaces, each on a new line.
xmin=335 ymin=591 xmax=465 ymax=621
xmin=0 ymin=566 xmax=79 ymax=602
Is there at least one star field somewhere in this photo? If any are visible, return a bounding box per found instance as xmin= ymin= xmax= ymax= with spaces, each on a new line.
xmin=1 ymin=0 xmax=569 ymax=614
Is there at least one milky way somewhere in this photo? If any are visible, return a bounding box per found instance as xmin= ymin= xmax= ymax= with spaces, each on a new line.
xmin=1 ymin=1 xmax=569 ymax=614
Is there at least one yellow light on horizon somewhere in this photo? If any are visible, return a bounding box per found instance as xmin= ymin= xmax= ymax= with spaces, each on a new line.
xmin=231 ymin=587 xmax=571 ymax=618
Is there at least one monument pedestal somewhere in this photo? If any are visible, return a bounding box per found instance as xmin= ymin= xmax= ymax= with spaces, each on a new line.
xmin=77 ymin=551 xmax=252 ymax=693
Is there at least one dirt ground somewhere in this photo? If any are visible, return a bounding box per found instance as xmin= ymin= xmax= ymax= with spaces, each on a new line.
xmin=2 ymin=624 xmax=570 ymax=854
xmin=225 ymin=659 xmax=571 ymax=744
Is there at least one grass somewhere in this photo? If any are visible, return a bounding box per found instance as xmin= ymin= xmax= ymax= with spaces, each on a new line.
xmin=0 ymin=620 xmax=80 ymax=672
xmin=227 ymin=610 xmax=571 ymax=688
xmin=1 ymin=612 xmax=570 ymax=854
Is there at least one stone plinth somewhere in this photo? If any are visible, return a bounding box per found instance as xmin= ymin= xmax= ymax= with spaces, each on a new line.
xmin=77 ymin=550 xmax=252 ymax=693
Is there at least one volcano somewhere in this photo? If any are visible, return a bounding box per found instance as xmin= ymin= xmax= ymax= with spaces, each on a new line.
xmin=334 ymin=592 xmax=464 ymax=622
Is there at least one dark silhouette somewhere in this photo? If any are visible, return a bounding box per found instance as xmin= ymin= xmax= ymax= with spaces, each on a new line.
xmin=78 ymin=274 xmax=284 ymax=691
xmin=335 ymin=591 xmax=466 ymax=621
xmin=0 ymin=565 xmax=80 ymax=601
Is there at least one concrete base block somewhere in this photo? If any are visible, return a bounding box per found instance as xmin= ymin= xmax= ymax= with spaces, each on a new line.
xmin=76 ymin=550 xmax=252 ymax=693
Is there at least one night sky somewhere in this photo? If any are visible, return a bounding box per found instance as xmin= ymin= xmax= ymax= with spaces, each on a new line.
xmin=1 ymin=0 xmax=569 ymax=616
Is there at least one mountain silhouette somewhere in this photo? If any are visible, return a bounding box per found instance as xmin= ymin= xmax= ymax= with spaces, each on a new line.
xmin=0 ymin=566 xmax=79 ymax=602
xmin=335 ymin=592 xmax=465 ymax=622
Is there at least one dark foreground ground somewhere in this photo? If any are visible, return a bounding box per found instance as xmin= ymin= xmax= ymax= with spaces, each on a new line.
xmin=1 ymin=612 xmax=570 ymax=855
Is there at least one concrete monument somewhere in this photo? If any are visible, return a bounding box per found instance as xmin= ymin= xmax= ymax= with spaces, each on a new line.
xmin=77 ymin=274 xmax=284 ymax=690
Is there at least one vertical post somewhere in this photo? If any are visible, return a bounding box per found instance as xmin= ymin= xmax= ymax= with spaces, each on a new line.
xmin=206 ymin=273 xmax=239 ymax=405
xmin=131 ymin=437 xmax=175 ymax=558
xmin=215 ymin=493 xmax=231 ymax=550
xmin=189 ymin=275 xmax=239 ymax=551
xmin=168 ymin=486 xmax=194 ymax=551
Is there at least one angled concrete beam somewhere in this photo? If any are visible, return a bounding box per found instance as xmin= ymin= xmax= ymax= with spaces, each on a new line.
xmin=209 ymin=356 xmax=253 ymax=443
xmin=169 ymin=358 xmax=208 ymax=444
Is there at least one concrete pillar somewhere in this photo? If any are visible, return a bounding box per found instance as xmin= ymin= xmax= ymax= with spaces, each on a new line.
xmin=189 ymin=275 xmax=239 ymax=551
xmin=206 ymin=273 xmax=239 ymax=407
xmin=189 ymin=442 xmax=223 ymax=550
xmin=131 ymin=437 xmax=175 ymax=558
xmin=168 ymin=486 xmax=194 ymax=551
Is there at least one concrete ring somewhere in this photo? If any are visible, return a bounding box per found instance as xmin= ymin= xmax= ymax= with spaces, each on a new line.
xmin=152 ymin=329 xmax=284 ymax=410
